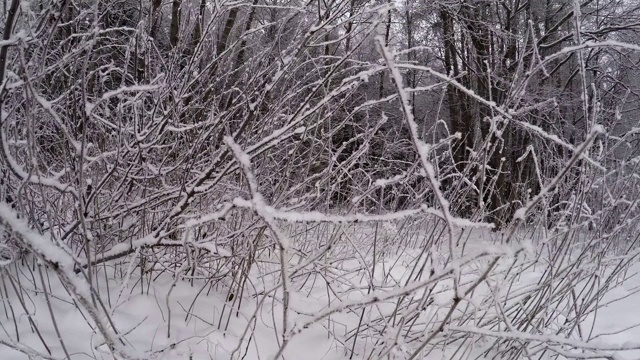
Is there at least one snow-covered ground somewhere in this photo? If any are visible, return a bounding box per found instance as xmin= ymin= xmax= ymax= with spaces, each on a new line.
xmin=2 ymin=225 xmax=640 ymax=360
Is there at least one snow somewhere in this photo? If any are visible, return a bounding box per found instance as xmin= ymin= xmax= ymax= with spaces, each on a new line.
xmin=513 ymin=207 xmax=528 ymax=221
xmin=3 ymin=5 xmax=640 ymax=360
xmin=1 ymin=131 xmax=78 ymax=197
xmin=2 ymin=220 xmax=637 ymax=360
xmin=184 ymin=202 xmax=234 ymax=227
xmin=226 ymin=198 xmax=496 ymax=229
xmin=194 ymin=242 xmax=232 ymax=257
xmin=0 ymin=203 xmax=75 ymax=269
xmin=374 ymin=173 xmax=406 ymax=187
xmin=0 ymin=202 xmax=137 ymax=358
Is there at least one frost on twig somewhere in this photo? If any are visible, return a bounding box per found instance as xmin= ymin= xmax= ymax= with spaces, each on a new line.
xmin=0 ymin=203 xmax=136 ymax=359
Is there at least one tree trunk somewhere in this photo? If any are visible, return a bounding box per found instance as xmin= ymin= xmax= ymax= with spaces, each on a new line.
xmin=170 ymin=0 xmax=182 ymax=48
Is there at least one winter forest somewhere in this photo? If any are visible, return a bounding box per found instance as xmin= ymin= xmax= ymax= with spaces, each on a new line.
xmin=3 ymin=0 xmax=640 ymax=359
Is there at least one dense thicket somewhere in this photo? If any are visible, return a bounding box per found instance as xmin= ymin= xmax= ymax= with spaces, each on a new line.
xmin=3 ymin=0 xmax=640 ymax=359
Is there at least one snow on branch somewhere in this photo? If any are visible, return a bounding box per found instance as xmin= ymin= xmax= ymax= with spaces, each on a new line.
xmin=224 ymin=135 xmax=293 ymax=347
xmin=0 ymin=131 xmax=79 ymax=198
xmin=511 ymin=125 xmax=603 ymax=224
xmin=397 ymin=63 xmax=605 ymax=171
xmin=0 ymin=337 xmax=61 ymax=360
xmin=293 ymin=246 xmax=524 ymax=335
xmin=231 ymin=198 xmax=495 ymax=228
xmin=447 ymin=325 xmax=640 ymax=353
xmin=375 ymin=34 xmax=475 ymax=256
xmin=0 ymin=202 xmax=136 ymax=359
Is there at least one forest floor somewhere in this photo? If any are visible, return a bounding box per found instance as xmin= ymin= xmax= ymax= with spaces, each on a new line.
xmin=2 ymin=226 xmax=640 ymax=360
